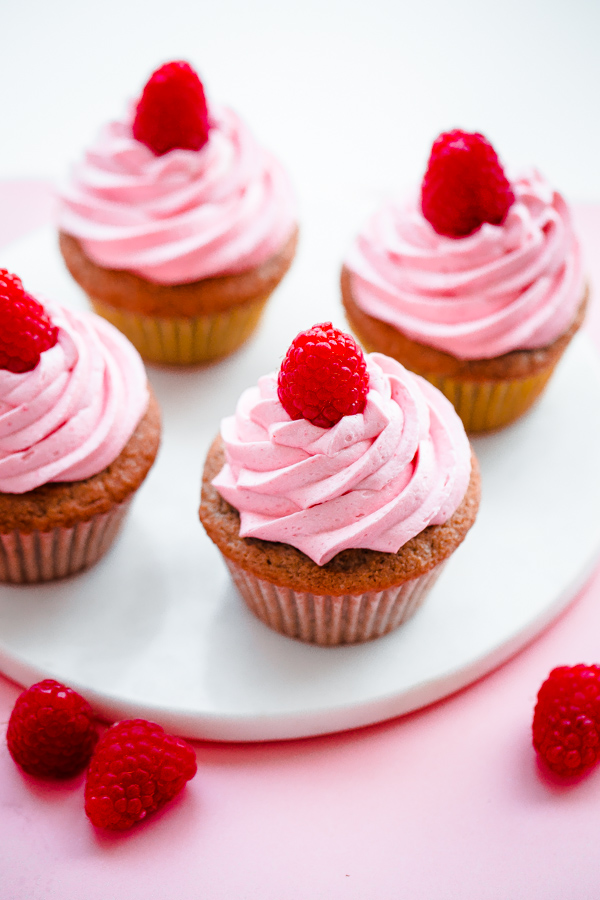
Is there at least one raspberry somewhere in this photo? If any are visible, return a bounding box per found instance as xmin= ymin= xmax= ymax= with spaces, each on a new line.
xmin=0 ymin=269 xmax=58 ymax=373
xmin=6 ymin=679 xmax=98 ymax=778
xmin=532 ymin=665 xmax=600 ymax=777
xmin=133 ymin=60 xmax=210 ymax=156
xmin=420 ymin=129 xmax=515 ymax=237
xmin=277 ymin=322 xmax=370 ymax=428
xmin=85 ymin=719 xmax=197 ymax=830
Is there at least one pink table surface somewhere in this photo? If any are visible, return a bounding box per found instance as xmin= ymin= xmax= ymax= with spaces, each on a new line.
xmin=1 ymin=181 xmax=600 ymax=900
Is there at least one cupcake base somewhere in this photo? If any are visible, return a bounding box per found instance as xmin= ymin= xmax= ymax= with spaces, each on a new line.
xmin=200 ymin=436 xmax=481 ymax=645
xmin=59 ymin=229 xmax=298 ymax=366
xmin=0 ymin=500 xmax=131 ymax=584
xmin=341 ymin=266 xmax=588 ymax=433
xmin=225 ymin=555 xmax=446 ymax=645
xmin=91 ymin=295 xmax=268 ymax=365
xmin=0 ymin=389 xmax=161 ymax=584
xmin=423 ymin=368 xmax=559 ymax=433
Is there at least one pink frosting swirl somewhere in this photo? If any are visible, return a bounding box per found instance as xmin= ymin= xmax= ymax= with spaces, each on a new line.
xmin=58 ymin=105 xmax=297 ymax=285
xmin=345 ymin=170 xmax=584 ymax=360
xmin=0 ymin=304 xmax=149 ymax=494
xmin=212 ymin=353 xmax=471 ymax=566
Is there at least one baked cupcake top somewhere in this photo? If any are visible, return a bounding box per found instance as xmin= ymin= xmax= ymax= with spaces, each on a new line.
xmin=212 ymin=323 xmax=471 ymax=565
xmin=0 ymin=270 xmax=148 ymax=494
xmin=58 ymin=61 xmax=297 ymax=285
xmin=344 ymin=130 xmax=584 ymax=360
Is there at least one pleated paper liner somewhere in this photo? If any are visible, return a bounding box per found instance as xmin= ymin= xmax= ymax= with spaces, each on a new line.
xmin=349 ymin=320 xmax=562 ymax=433
xmin=91 ymin=297 xmax=269 ymax=365
xmin=423 ymin=365 xmax=558 ymax=433
xmin=224 ymin=557 xmax=446 ymax=645
xmin=0 ymin=500 xmax=131 ymax=584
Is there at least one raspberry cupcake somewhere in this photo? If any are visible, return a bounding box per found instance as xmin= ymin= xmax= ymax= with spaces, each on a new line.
xmin=58 ymin=61 xmax=298 ymax=366
xmin=0 ymin=269 xmax=161 ymax=583
xmin=200 ymin=323 xmax=480 ymax=645
xmin=342 ymin=130 xmax=586 ymax=432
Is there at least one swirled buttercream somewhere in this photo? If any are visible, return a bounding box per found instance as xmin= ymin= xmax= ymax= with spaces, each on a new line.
xmin=0 ymin=304 xmax=149 ymax=493
xmin=212 ymin=354 xmax=471 ymax=565
xmin=345 ymin=170 xmax=584 ymax=360
xmin=59 ymin=105 xmax=296 ymax=285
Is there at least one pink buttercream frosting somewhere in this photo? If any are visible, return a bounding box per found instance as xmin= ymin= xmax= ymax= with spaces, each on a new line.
xmin=58 ymin=105 xmax=296 ymax=285
xmin=212 ymin=353 xmax=471 ymax=566
xmin=0 ymin=303 xmax=149 ymax=494
xmin=345 ymin=169 xmax=584 ymax=360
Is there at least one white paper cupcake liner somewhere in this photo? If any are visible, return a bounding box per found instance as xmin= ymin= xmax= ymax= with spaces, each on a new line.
xmin=224 ymin=557 xmax=447 ymax=645
xmin=0 ymin=500 xmax=131 ymax=584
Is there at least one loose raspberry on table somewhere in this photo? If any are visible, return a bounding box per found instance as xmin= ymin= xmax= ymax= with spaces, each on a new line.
xmin=6 ymin=679 xmax=98 ymax=778
xmin=0 ymin=269 xmax=58 ymax=373
xmin=420 ymin=129 xmax=515 ymax=238
xmin=532 ymin=664 xmax=600 ymax=777
xmin=133 ymin=60 xmax=210 ymax=156
xmin=277 ymin=323 xmax=370 ymax=428
xmin=85 ymin=719 xmax=197 ymax=830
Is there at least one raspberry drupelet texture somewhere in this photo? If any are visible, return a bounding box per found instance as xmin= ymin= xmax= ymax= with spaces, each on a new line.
xmin=85 ymin=719 xmax=197 ymax=830
xmin=6 ymin=679 xmax=98 ymax=778
xmin=277 ymin=322 xmax=370 ymax=428
xmin=421 ymin=129 xmax=515 ymax=238
xmin=0 ymin=269 xmax=58 ymax=373
xmin=532 ymin=664 xmax=600 ymax=777
xmin=133 ymin=60 xmax=210 ymax=157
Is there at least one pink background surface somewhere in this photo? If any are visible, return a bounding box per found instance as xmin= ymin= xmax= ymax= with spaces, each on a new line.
xmin=1 ymin=182 xmax=600 ymax=899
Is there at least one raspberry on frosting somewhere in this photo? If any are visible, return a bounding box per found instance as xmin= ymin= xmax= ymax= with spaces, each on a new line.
xmin=0 ymin=269 xmax=58 ymax=373
xmin=420 ymin=129 xmax=515 ymax=237
xmin=277 ymin=323 xmax=369 ymax=428
xmin=213 ymin=351 xmax=471 ymax=566
xmin=133 ymin=60 xmax=210 ymax=156
xmin=0 ymin=303 xmax=149 ymax=494
xmin=344 ymin=169 xmax=583 ymax=360
xmin=59 ymin=105 xmax=296 ymax=285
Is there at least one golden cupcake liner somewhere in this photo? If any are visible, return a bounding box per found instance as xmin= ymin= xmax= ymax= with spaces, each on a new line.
xmin=224 ymin=557 xmax=446 ymax=645
xmin=0 ymin=500 xmax=131 ymax=584
xmin=423 ymin=365 xmax=558 ymax=433
xmin=91 ymin=298 xmax=268 ymax=365
xmin=348 ymin=319 xmax=562 ymax=434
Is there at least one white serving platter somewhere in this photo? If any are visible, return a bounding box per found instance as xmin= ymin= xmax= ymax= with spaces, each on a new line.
xmin=0 ymin=226 xmax=599 ymax=742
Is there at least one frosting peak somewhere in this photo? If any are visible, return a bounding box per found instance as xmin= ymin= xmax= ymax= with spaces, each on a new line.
xmin=0 ymin=304 xmax=149 ymax=494
xmin=345 ymin=169 xmax=584 ymax=360
xmin=213 ymin=354 xmax=471 ymax=565
xmin=59 ymin=105 xmax=297 ymax=285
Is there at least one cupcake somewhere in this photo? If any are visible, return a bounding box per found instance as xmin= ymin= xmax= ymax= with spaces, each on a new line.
xmin=200 ymin=323 xmax=480 ymax=645
xmin=0 ymin=269 xmax=161 ymax=583
xmin=58 ymin=61 xmax=298 ymax=366
xmin=341 ymin=130 xmax=586 ymax=433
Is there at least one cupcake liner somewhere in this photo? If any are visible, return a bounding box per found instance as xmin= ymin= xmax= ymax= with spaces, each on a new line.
xmin=424 ymin=365 xmax=558 ymax=433
xmin=346 ymin=306 xmax=569 ymax=433
xmin=91 ymin=298 xmax=269 ymax=365
xmin=224 ymin=557 xmax=446 ymax=645
xmin=0 ymin=500 xmax=131 ymax=584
